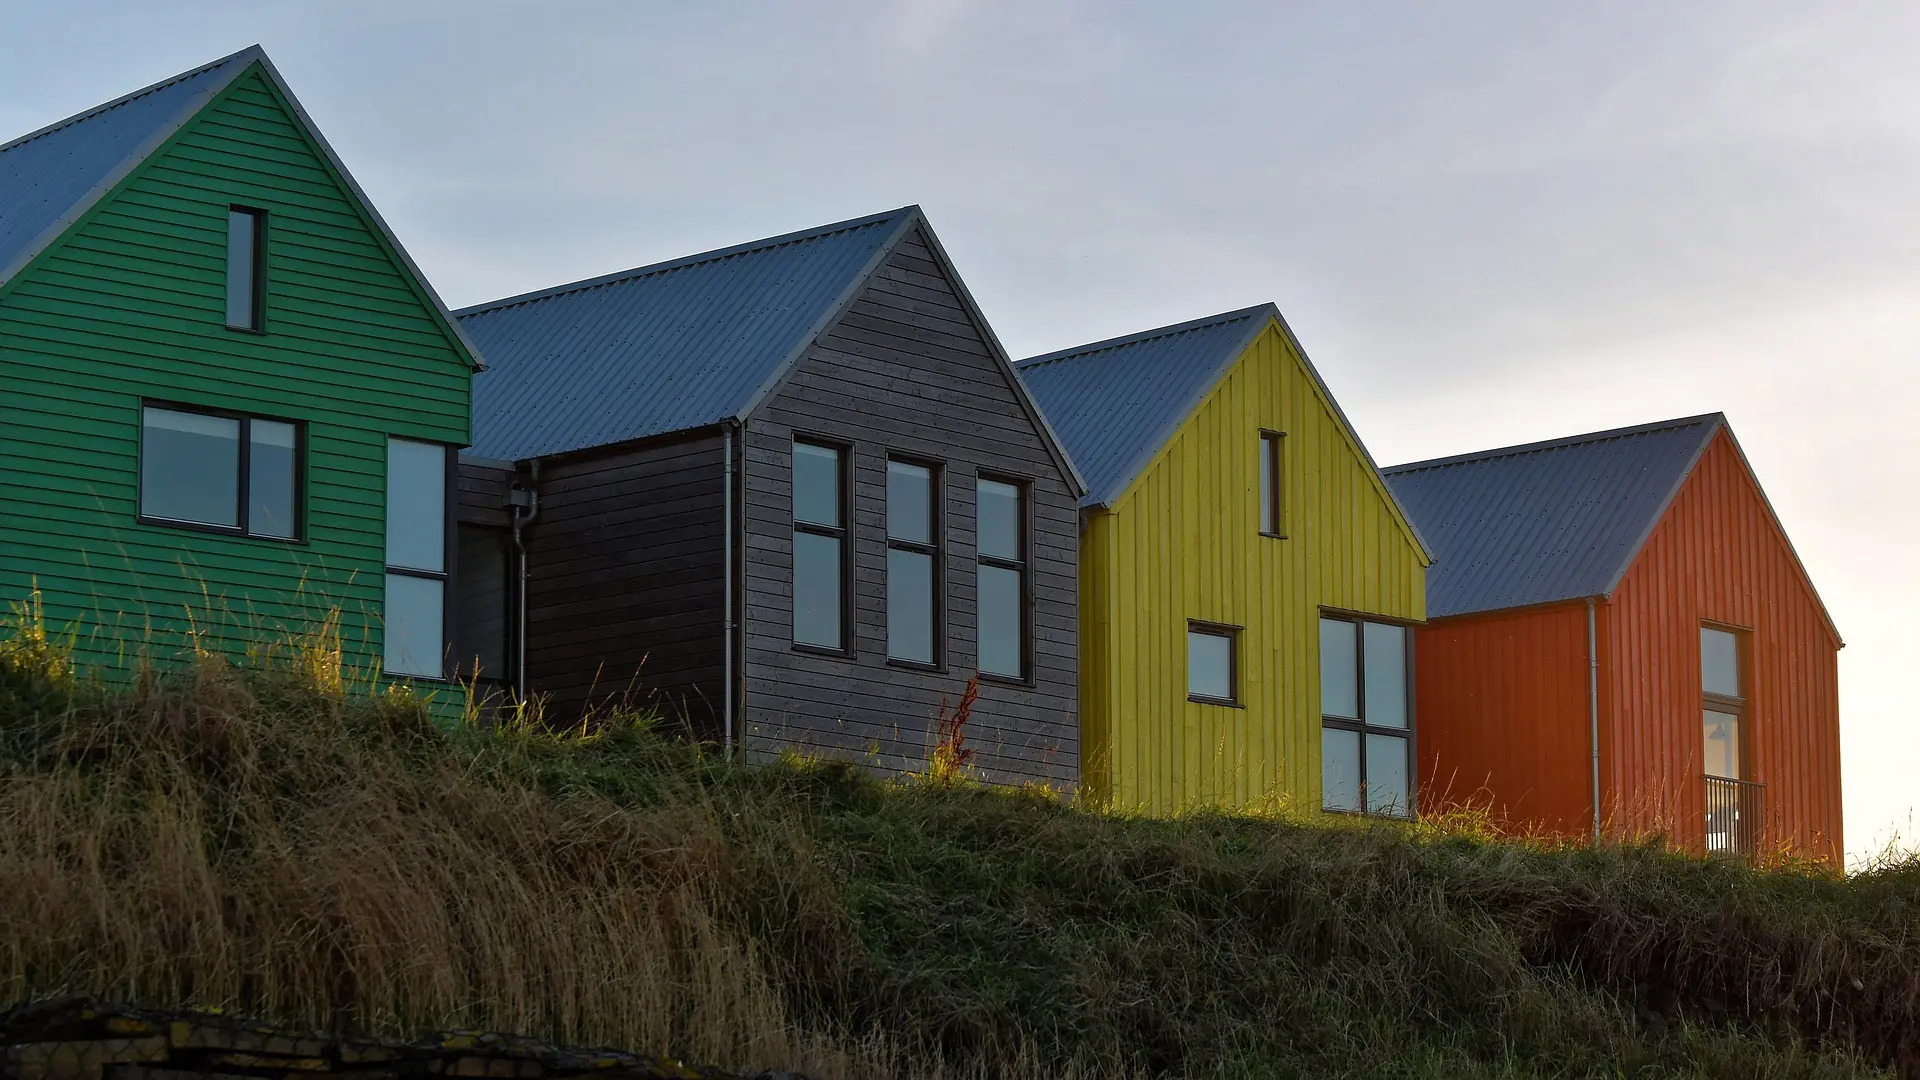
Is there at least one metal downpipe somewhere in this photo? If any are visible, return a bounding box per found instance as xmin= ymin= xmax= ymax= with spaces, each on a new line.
xmin=1588 ymin=597 xmax=1602 ymax=844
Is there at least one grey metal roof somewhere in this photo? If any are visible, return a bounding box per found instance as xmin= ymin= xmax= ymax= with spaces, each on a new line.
xmin=459 ymin=208 xmax=916 ymax=461
xmin=1381 ymin=414 xmax=1722 ymax=618
xmin=0 ymin=51 xmax=245 ymax=287
xmin=1016 ymin=306 xmax=1272 ymax=507
xmin=0 ymin=46 xmax=485 ymax=373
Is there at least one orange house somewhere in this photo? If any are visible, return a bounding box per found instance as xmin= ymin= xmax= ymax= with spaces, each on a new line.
xmin=1382 ymin=415 xmax=1843 ymax=863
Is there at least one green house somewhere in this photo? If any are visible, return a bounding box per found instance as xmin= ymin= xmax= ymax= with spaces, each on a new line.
xmin=0 ymin=47 xmax=481 ymax=685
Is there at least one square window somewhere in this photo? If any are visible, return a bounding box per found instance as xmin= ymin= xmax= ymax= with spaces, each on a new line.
xmin=140 ymin=404 xmax=301 ymax=539
xmin=1187 ymin=624 xmax=1237 ymax=704
xmin=142 ymin=407 xmax=240 ymax=528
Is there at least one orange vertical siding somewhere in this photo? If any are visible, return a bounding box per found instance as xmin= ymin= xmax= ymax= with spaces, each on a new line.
xmin=1605 ymin=431 xmax=1843 ymax=863
xmin=1415 ymin=603 xmax=1594 ymax=835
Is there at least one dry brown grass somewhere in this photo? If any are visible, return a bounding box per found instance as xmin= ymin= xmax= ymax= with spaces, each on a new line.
xmin=3 ymin=598 xmax=1918 ymax=1079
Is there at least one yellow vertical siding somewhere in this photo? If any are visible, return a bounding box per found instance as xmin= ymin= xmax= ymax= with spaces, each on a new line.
xmin=1080 ymin=322 xmax=1427 ymax=813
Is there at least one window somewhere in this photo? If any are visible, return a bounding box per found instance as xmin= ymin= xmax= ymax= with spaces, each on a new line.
xmin=1320 ymin=615 xmax=1413 ymax=817
xmin=384 ymin=438 xmax=449 ymax=679
xmin=1259 ymin=431 xmax=1285 ymax=537
xmin=887 ymin=459 xmax=940 ymax=665
xmin=976 ymin=476 xmax=1028 ymax=679
xmin=139 ymin=404 xmax=300 ymax=539
xmin=1701 ymin=626 xmax=1746 ymax=780
xmin=226 ymin=207 xmax=265 ymax=331
xmin=792 ymin=439 xmax=848 ymax=651
xmin=1187 ymin=622 xmax=1239 ymax=705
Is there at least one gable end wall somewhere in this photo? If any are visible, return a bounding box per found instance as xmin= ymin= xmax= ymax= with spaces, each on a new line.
xmin=0 ymin=67 xmax=470 ymax=679
xmin=1603 ymin=430 xmax=1843 ymax=862
xmin=740 ymin=228 xmax=1079 ymax=787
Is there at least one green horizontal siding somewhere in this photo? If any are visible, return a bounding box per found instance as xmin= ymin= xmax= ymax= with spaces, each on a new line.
xmin=0 ymin=65 xmax=471 ymax=689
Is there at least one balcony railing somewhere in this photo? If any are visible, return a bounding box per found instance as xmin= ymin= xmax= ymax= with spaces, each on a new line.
xmin=1703 ymin=775 xmax=1764 ymax=861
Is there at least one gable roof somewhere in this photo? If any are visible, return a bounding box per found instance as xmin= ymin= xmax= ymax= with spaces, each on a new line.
xmin=0 ymin=45 xmax=483 ymax=370
xmin=1382 ymin=414 xmax=1724 ymax=618
xmin=458 ymin=207 xmax=1084 ymax=493
xmin=1015 ymin=303 xmax=1426 ymax=558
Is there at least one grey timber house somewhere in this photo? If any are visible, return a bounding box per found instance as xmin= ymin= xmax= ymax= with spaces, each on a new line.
xmin=454 ymin=207 xmax=1084 ymax=786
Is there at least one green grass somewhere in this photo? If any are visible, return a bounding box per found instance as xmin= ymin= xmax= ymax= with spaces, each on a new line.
xmin=1 ymin=606 xmax=1915 ymax=1079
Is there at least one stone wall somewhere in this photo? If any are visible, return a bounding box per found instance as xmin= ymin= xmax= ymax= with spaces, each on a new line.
xmin=0 ymin=998 xmax=809 ymax=1080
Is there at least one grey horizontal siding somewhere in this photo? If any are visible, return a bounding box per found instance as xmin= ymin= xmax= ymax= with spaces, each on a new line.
xmin=742 ymin=229 xmax=1079 ymax=789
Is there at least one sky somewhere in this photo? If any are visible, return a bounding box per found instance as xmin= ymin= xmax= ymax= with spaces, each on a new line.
xmin=4 ymin=1 xmax=1915 ymax=865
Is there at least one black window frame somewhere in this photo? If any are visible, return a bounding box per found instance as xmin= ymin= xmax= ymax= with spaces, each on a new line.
xmin=382 ymin=438 xmax=456 ymax=683
xmin=136 ymin=399 xmax=306 ymax=543
xmin=1319 ymin=610 xmax=1417 ymax=819
xmin=225 ymin=205 xmax=267 ymax=334
xmin=885 ymin=454 xmax=944 ymax=670
xmin=974 ymin=472 xmax=1032 ymax=685
xmin=790 ymin=435 xmax=854 ymax=657
xmin=1700 ymin=623 xmax=1749 ymax=780
xmin=1185 ymin=620 xmax=1242 ymax=707
xmin=1259 ymin=429 xmax=1287 ymax=539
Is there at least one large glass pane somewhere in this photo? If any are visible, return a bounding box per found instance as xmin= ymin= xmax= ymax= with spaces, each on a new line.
xmin=1258 ymin=435 xmax=1274 ymax=534
xmin=793 ymin=442 xmax=840 ymax=527
xmin=1319 ymin=617 xmax=1359 ymax=718
xmin=226 ymin=209 xmax=258 ymax=329
xmin=977 ymin=478 xmax=1021 ymax=560
xmin=383 ymin=573 xmax=444 ymax=678
xmin=387 ymin=439 xmax=446 ymax=572
xmin=248 ymin=420 xmax=297 ymax=539
xmin=1322 ymin=727 xmax=1361 ymax=812
xmin=1703 ymin=709 xmax=1742 ymax=779
xmin=1701 ymin=627 xmax=1740 ymax=697
xmin=792 ymin=531 xmax=842 ymax=648
xmin=978 ymin=563 xmax=1022 ymax=677
xmin=888 ymin=460 xmax=932 ymax=544
xmin=887 ymin=548 xmax=935 ymax=663
xmin=141 ymin=407 xmax=239 ymax=527
xmin=1366 ymin=733 xmax=1411 ymax=816
xmin=1187 ymin=629 xmax=1234 ymax=701
xmin=1363 ymin=622 xmax=1407 ymax=728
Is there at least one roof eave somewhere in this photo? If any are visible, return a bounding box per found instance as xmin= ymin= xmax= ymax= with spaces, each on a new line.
xmin=0 ymin=46 xmax=255 ymax=295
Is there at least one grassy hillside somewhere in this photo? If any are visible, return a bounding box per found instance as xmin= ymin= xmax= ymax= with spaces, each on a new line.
xmin=2 ymin=609 xmax=1916 ymax=1079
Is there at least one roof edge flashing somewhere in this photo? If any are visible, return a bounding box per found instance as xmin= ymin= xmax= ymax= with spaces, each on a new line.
xmin=456 ymin=206 xmax=919 ymax=319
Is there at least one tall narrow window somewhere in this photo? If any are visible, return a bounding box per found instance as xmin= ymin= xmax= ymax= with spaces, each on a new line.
xmin=139 ymin=403 xmax=301 ymax=539
xmin=226 ymin=207 xmax=265 ymax=331
xmin=1259 ymin=430 xmax=1285 ymax=537
xmin=792 ymin=439 xmax=847 ymax=651
xmin=1187 ymin=622 xmax=1239 ymax=705
xmin=385 ymin=438 xmax=449 ymax=679
xmin=887 ymin=459 xmax=939 ymax=665
xmin=1320 ymin=615 xmax=1412 ymax=817
xmin=976 ymin=476 xmax=1028 ymax=679
xmin=1701 ymin=627 xmax=1745 ymax=780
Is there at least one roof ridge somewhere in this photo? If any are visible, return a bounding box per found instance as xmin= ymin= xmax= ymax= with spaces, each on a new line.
xmin=1016 ymin=303 xmax=1274 ymax=369
xmin=1383 ymin=412 xmax=1725 ymax=475
xmin=456 ymin=206 xmax=918 ymax=318
xmin=0 ymin=45 xmax=257 ymax=159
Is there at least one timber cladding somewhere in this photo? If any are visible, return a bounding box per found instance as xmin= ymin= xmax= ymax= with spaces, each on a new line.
xmin=520 ymin=433 xmax=730 ymax=738
xmin=0 ymin=64 xmax=471 ymax=679
xmin=741 ymin=230 xmax=1080 ymax=788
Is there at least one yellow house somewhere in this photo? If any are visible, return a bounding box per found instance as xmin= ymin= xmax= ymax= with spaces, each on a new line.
xmin=1018 ymin=305 xmax=1430 ymax=815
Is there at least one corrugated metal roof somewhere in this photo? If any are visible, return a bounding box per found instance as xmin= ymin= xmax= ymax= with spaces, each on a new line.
xmin=460 ymin=208 xmax=915 ymax=461
xmin=1381 ymin=414 xmax=1722 ymax=618
xmin=0 ymin=51 xmax=246 ymax=285
xmin=1015 ymin=306 xmax=1269 ymax=507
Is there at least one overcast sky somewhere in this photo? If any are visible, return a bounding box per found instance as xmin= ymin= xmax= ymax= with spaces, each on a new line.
xmin=5 ymin=1 xmax=1915 ymax=865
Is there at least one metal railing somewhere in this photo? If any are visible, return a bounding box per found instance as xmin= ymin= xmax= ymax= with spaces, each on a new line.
xmin=1703 ymin=775 xmax=1764 ymax=861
